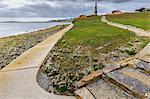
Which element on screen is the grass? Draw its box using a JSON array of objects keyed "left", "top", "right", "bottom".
[
  {"left": 42, "top": 15, "right": 150, "bottom": 95},
  {"left": 57, "top": 16, "right": 136, "bottom": 53},
  {"left": 107, "top": 12, "right": 150, "bottom": 30}
]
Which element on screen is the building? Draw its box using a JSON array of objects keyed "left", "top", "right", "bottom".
[{"left": 111, "top": 10, "right": 124, "bottom": 15}]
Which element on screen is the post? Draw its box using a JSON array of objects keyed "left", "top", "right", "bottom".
[{"left": 94, "top": 0, "right": 98, "bottom": 15}]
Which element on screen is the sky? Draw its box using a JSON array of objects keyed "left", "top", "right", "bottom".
[{"left": 0, "top": 0, "right": 149, "bottom": 18}]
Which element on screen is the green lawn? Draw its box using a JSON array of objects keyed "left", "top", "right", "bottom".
[
  {"left": 57, "top": 16, "right": 136, "bottom": 53},
  {"left": 107, "top": 12, "right": 150, "bottom": 30},
  {"left": 41, "top": 16, "right": 150, "bottom": 95}
]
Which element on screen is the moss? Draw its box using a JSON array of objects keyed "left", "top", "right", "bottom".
[
  {"left": 56, "top": 84, "right": 68, "bottom": 93},
  {"left": 125, "top": 48, "right": 137, "bottom": 55},
  {"left": 141, "top": 40, "right": 150, "bottom": 48}
]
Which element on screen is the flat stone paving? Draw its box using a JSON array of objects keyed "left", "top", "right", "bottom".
[
  {"left": 0, "top": 24, "right": 75, "bottom": 99},
  {"left": 135, "top": 42, "right": 150, "bottom": 63},
  {"left": 87, "top": 79, "right": 134, "bottom": 99},
  {"left": 135, "top": 60, "right": 150, "bottom": 73},
  {"left": 75, "top": 87, "right": 95, "bottom": 99},
  {"left": 106, "top": 67, "right": 150, "bottom": 98},
  {"left": 75, "top": 43, "right": 150, "bottom": 99}
]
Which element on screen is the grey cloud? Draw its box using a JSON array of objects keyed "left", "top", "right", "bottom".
[{"left": 0, "top": 0, "right": 149, "bottom": 18}]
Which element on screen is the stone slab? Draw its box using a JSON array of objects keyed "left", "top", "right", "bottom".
[
  {"left": 86, "top": 79, "right": 134, "bottom": 99},
  {"left": 103, "top": 62, "right": 120, "bottom": 73},
  {"left": 135, "top": 43, "right": 150, "bottom": 63},
  {"left": 74, "top": 87, "right": 95, "bottom": 99},
  {"left": 77, "top": 70, "right": 102, "bottom": 88},
  {"left": 106, "top": 67, "right": 150, "bottom": 98},
  {"left": 135, "top": 60, "right": 150, "bottom": 73}
]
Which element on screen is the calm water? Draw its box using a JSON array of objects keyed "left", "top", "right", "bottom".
[{"left": 0, "top": 22, "right": 70, "bottom": 38}]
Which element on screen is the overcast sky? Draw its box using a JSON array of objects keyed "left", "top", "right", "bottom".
[{"left": 0, "top": 0, "right": 149, "bottom": 18}]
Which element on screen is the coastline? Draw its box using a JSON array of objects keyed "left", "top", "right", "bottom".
[
  {"left": 0, "top": 22, "right": 71, "bottom": 38},
  {"left": 0, "top": 24, "right": 68, "bottom": 70}
]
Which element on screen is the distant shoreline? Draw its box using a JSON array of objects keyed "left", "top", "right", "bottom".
[
  {"left": 0, "top": 21, "right": 51, "bottom": 23},
  {"left": 0, "top": 22, "right": 71, "bottom": 38},
  {"left": 0, "top": 18, "right": 73, "bottom": 23},
  {"left": 0, "top": 21, "right": 72, "bottom": 23},
  {"left": 0, "top": 25, "right": 68, "bottom": 70}
]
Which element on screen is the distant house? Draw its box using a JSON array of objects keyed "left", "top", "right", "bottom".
[{"left": 111, "top": 10, "right": 124, "bottom": 15}]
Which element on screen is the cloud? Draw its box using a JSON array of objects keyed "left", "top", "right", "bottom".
[
  {"left": 1, "top": 0, "right": 28, "bottom": 8},
  {"left": 0, "top": 0, "right": 149, "bottom": 18}
]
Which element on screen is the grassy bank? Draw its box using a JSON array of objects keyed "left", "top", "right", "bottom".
[
  {"left": 39, "top": 16, "right": 150, "bottom": 95},
  {"left": 0, "top": 25, "right": 67, "bottom": 69},
  {"left": 107, "top": 12, "right": 150, "bottom": 30}
]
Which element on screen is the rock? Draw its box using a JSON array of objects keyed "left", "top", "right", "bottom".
[
  {"left": 76, "top": 70, "right": 102, "bottom": 88},
  {"left": 135, "top": 60, "right": 150, "bottom": 73},
  {"left": 106, "top": 67, "right": 150, "bottom": 98},
  {"left": 96, "top": 46, "right": 103, "bottom": 50},
  {"left": 104, "top": 43, "right": 111, "bottom": 47},
  {"left": 59, "top": 49, "right": 63, "bottom": 53},
  {"left": 93, "top": 57, "right": 98, "bottom": 62},
  {"left": 103, "top": 62, "right": 120, "bottom": 73},
  {"left": 145, "top": 92, "right": 150, "bottom": 99},
  {"left": 62, "top": 40, "right": 66, "bottom": 43},
  {"left": 118, "top": 57, "right": 134, "bottom": 67},
  {"left": 74, "top": 87, "right": 95, "bottom": 99},
  {"left": 53, "top": 52, "right": 59, "bottom": 56},
  {"left": 58, "top": 81, "right": 67, "bottom": 86},
  {"left": 37, "top": 72, "right": 49, "bottom": 90},
  {"left": 86, "top": 79, "right": 134, "bottom": 99}
]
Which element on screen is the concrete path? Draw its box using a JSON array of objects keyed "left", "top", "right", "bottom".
[
  {"left": 101, "top": 16, "right": 150, "bottom": 37},
  {"left": 0, "top": 24, "right": 76, "bottom": 99}
]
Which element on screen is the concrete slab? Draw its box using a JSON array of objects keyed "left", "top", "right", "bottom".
[
  {"left": 0, "top": 68, "right": 75, "bottom": 99},
  {"left": 0, "top": 24, "right": 75, "bottom": 99}
]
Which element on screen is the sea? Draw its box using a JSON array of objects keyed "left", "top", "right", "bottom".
[{"left": 0, "top": 18, "right": 71, "bottom": 38}]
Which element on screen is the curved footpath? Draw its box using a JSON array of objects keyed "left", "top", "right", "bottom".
[
  {"left": 0, "top": 24, "right": 76, "bottom": 99},
  {"left": 101, "top": 16, "right": 150, "bottom": 37}
]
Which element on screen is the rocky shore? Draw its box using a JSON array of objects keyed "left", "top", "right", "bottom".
[{"left": 0, "top": 25, "right": 67, "bottom": 70}]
